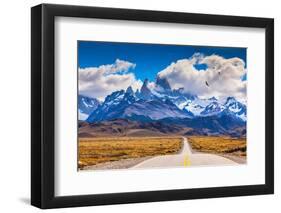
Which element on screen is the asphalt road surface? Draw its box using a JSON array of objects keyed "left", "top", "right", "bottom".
[{"left": 132, "top": 137, "right": 238, "bottom": 169}]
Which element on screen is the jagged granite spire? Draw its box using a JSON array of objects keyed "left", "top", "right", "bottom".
[
  {"left": 126, "top": 86, "right": 134, "bottom": 95},
  {"left": 156, "top": 75, "right": 171, "bottom": 90},
  {"left": 140, "top": 78, "right": 152, "bottom": 99}
]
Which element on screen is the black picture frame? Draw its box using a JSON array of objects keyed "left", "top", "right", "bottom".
[{"left": 31, "top": 3, "right": 274, "bottom": 209}]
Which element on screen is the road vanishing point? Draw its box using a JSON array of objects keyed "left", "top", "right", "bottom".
[{"left": 132, "top": 137, "right": 238, "bottom": 169}]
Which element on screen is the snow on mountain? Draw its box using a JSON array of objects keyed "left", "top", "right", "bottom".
[
  {"left": 79, "top": 111, "right": 89, "bottom": 121},
  {"left": 182, "top": 96, "right": 221, "bottom": 116},
  {"left": 124, "top": 98, "right": 190, "bottom": 120},
  {"left": 200, "top": 101, "right": 224, "bottom": 116},
  {"left": 180, "top": 96, "right": 246, "bottom": 120},
  {"left": 87, "top": 82, "right": 192, "bottom": 122},
  {"left": 183, "top": 102, "right": 204, "bottom": 116},
  {"left": 87, "top": 89, "right": 129, "bottom": 122},
  {"left": 85, "top": 76, "right": 247, "bottom": 124},
  {"left": 78, "top": 95, "right": 100, "bottom": 120},
  {"left": 224, "top": 97, "right": 247, "bottom": 121}
]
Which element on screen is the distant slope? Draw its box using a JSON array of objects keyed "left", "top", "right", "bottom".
[
  {"left": 86, "top": 77, "right": 246, "bottom": 123},
  {"left": 79, "top": 119, "right": 188, "bottom": 137},
  {"left": 79, "top": 117, "right": 246, "bottom": 138},
  {"left": 87, "top": 89, "right": 191, "bottom": 123},
  {"left": 78, "top": 95, "right": 100, "bottom": 120},
  {"left": 82, "top": 76, "right": 246, "bottom": 137}
]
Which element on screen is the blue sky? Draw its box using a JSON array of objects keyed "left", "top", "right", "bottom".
[{"left": 78, "top": 41, "right": 247, "bottom": 82}]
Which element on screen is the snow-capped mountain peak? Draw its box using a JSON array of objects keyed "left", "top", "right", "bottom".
[
  {"left": 183, "top": 102, "right": 204, "bottom": 116},
  {"left": 126, "top": 86, "right": 134, "bottom": 95},
  {"left": 156, "top": 76, "right": 171, "bottom": 90},
  {"left": 200, "top": 101, "right": 224, "bottom": 116},
  {"left": 83, "top": 74, "right": 247, "bottom": 124},
  {"left": 208, "top": 96, "right": 218, "bottom": 101},
  {"left": 78, "top": 95, "right": 100, "bottom": 120},
  {"left": 103, "top": 90, "right": 125, "bottom": 106},
  {"left": 139, "top": 78, "right": 153, "bottom": 100},
  {"left": 224, "top": 96, "right": 237, "bottom": 106},
  {"left": 223, "top": 96, "right": 246, "bottom": 121}
]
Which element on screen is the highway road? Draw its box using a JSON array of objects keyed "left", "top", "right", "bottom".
[{"left": 132, "top": 137, "right": 238, "bottom": 169}]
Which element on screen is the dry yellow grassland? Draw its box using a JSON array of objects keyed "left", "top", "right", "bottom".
[
  {"left": 188, "top": 136, "right": 246, "bottom": 156},
  {"left": 78, "top": 137, "right": 182, "bottom": 168}
]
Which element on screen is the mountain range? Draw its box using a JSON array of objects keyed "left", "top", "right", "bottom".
[
  {"left": 79, "top": 76, "right": 247, "bottom": 137},
  {"left": 78, "top": 95, "right": 100, "bottom": 120}
]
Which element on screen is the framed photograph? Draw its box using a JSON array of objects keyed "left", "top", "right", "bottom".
[{"left": 31, "top": 4, "right": 274, "bottom": 209}]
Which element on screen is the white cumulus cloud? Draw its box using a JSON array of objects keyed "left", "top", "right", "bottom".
[
  {"left": 79, "top": 59, "right": 142, "bottom": 100},
  {"left": 158, "top": 54, "right": 246, "bottom": 101}
]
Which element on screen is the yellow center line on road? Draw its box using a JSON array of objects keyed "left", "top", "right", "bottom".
[{"left": 184, "top": 154, "right": 191, "bottom": 167}]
